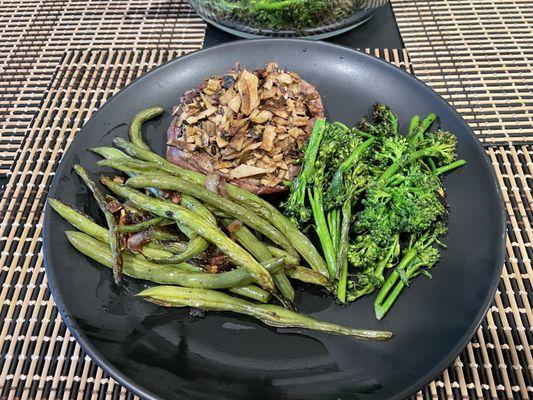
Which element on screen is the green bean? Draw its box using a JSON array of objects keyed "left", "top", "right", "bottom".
[
  {"left": 49, "top": 198, "right": 191, "bottom": 266},
  {"left": 223, "top": 220, "right": 272, "bottom": 261},
  {"left": 49, "top": 198, "right": 107, "bottom": 242},
  {"left": 148, "top": 226, "right": 182, "bottom": 242},
  {"left": 157, "top": 241, "right": 188, "bottom": 253},
  {"left": 67, "top": 231, "right": 269, "bottom": 303},
  {"left": 99, "top": 150, "right": 326, "bottom": 282},
  {"left": 91, "top": 147, "right": 132, "bottom": 161},
  {"left": 225, "top": 185, "right": 328, "bottom": 276},
  {"left": 265, "top": 245, "right": 329, "bottom": 287},
  {"left": 180, "top": 195, "right": 217, "bottom": 226},
  {"left": 50, "top": 196, "right": 323, "bottom": 292},
  {"left": 178, "top": 195, "right": 215, "bottom": 249},
  {"left": 146, "top": 195, "right": 216, "bottom": 264},
  {"left": 138, "top": 286, "right": 393, "bottom": 340},
  {"left": 66, "top": 231, "right": 283, "bottom": 292},
  {"left": 97, "top": 158, "right": 154, "bottom": 175},
  {"left": 112, "top": 138, "right": 326, "bottom": 275},
  {"left": 96, "top": 157, "right": 212, "bottom": 256},
  {"left": 287, "top": 266, "right": 330, "bottom": 287},
  {"left": 266, "top": 245, "right": 300, "bottom": 266},
  {"left": 101, "top": 177, "right": 276, "bottom": 292},
  {"left": 73, "top": 165, "right": 123, "bottom": 285},
  {"left": 126, "top": 174, "right": 298, "bottom": 259},
  {"left": 206, "top": 205, "right": 231, "bottom": 219},
  {"left": 116, "top": 217, "right": 167, "bottom": 233},
  {"left": 129, "top": 106, "right": 165, "bottom": 151},
  {"left": 222, "top": 219, "right": 295, "bottom": 303},
  {"left": 145, "top": 238, "right": 206, "bottom": 264},
  {"left": 228, "top": 286, "right": 270, "bottom": 303},
  {"left": 50, "top": 198, "right": 267, "bottom": 301}
]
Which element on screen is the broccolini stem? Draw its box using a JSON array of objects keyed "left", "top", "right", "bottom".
[
  {"left": 353, "top": 129, "right": 375, "bottom": 139},
  {"left": 327, "top": 209, "right": 340, "bottom": 253},
  {"left": 421, "top": 113, "right": 437, "bottom": 132},
  {"left": 374, "top": 248, "right": 418, "bottom": 320},
  {"left": 283, "top": 118, "right": 326, "bottom": 224},
  {"left": 408, "top": 115, "right": 420, "bottom": 135},
  {"left": 380, "top": 144, "right": 452, "bottom": 184},
  {"left": 309, "top": 187, "right": 336, "bottom": 278},
  {"left": 434, "top": 159, "right": 466, "bottom": 176},
  {"left": 336, "top": 201, "right": 352, "bottom": 303},
  {"left": 328, "top": 137, "right": 375, "bottom": 201},
  {"left": 374, "top": 255, "right": 430, "bottom": 320},
  {"left": 374, "top": 236, "right": 400, "bottom": 282}
]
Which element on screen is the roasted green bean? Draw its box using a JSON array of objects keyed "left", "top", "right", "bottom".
[
  {"left": 49, "top": 198, "right": 190, "bottom": 265},
  {"left": 73, "top": 165, "right": 123, "bottom": 285},
  {"left": 138, "top": 286, "right": 393, "bottom": 340},
  {"left": 222, "top": 219, "right": 295, "bottom": 302},
  {"left": 148, "top": 226, "right": 182, "bottom": 242},
  {"left": 266, "top": 245, "right": 300, "bottom": 266},
  {"left": 116, "top": 217, "right": 169, "bottom": 233},
  {"left": 95, "top": 155, "right": 212, "bottom": 260},
  {"left": 145, "top": 238, "right": 207, "bottom": 264},
  {"left": 91, "top": 147, "right": 132, "bottom": 161},
  {"left": 265, "top": 245, "right": 329, "bottom": 287},
  {"left": 129, "top": 106, "right": 165, "bottom": 151},
  {"left": 127, "top": 173, "right": 297, "bottom": 258},
  {"left": 112, "top": 138, "right": 327, "bottom": 275},
  {"left": 50, "top": 198, "right": 269, "bottom": 301},
  {"left": 101, "top": 177, "right": 276, "bottom": 292},
  {"left": 67, "top": 231, "right": 280, "bottom": 301},
  {"left": 287, "top": 266, "right": 330, "bottom": 287}
]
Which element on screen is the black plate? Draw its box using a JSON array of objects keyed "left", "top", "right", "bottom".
[{"left": 43, "top": 39, "right": 505, "bottom": 400}]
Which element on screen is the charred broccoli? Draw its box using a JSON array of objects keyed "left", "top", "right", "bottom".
[{"left": 283, "top": 103, "right": 466, "bottom": 317}]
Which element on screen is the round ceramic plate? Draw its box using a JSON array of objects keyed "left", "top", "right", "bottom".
[{"left": 43, "top": 39, "right": 505, "bottom": 400}]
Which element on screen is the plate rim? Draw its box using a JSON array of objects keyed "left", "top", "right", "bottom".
[{"left": 42, "top": 38, "right": 506, "bottom": 400}]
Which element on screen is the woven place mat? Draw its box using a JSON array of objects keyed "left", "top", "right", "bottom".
[
  {"left": 390, "top": 0, "right": 533, "bottom": 145},
  {"left": 0, "top": 0, "right": 206, "bottom": 176},
  {"left": 0, "top": 43, "right": 530, "bottom": 400},
  {"left": 0, "top": 48, "right": 413, "bottom": 400},
  {"left": 389, "top": 1, "right": 533, "bottom": 399}
]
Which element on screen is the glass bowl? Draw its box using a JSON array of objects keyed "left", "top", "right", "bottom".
[{"left": 189, "top": 0, "right": 390, "bottom": 40}]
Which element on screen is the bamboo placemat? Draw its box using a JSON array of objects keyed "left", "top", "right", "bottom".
[
  {"left": 389, "top": 1, "right": 532, "bottom": 399},
  {"left": 0, "top": 3, "right": 531, "bottom": 399},
  {"left": 0, "top": 0, "right": 206, "bottom": 176},
  {"left": 390, "top": 0, "right": 533, "bottom": 145}
]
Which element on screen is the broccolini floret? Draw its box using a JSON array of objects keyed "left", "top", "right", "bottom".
[{"left": 283, "top": 103, "right": 465, "bottom": 315}]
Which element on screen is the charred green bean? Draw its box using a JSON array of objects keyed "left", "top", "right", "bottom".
[
  {"left": 126, "top": 174, "right": 298, "bottom": 258},
  {"left": 222, "top": 219, "right": 294, "bottom": 302},
  {"left": 116, "top": 217, "right": 167, "bottom": 233},
  {"left": 129, "top": 106, "right": 165, "bottom": 151},
  {"left": 101, "top": 177, "right": 276, "bottom": 291},
  {"left": 138, "top": 286, "right": 392, "bottom": 340},
  {"left": 112, "top": 139, "right": 327, "bottom": 275},
  {"left": 73, "top": 165, "right": 123, "bottom": 285},
  {"left": 66, "top": 231, "right": 283, "bottom": 292}
]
